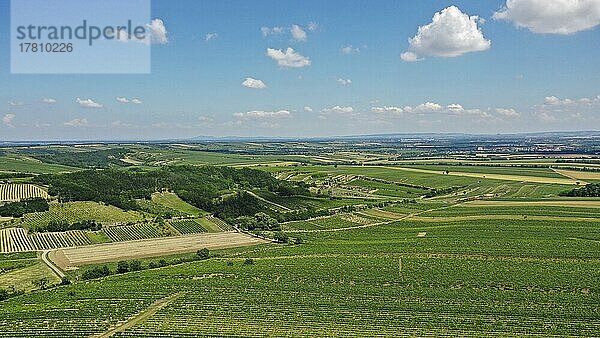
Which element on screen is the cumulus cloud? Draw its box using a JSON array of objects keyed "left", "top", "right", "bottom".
[
  {"left": 535, "top": 94, "right": 600, "bottom": 122},
  {"left": 372, "top": 102, "right": 520, "bottom": 120},
  {"left": 146, "top": 19, "right": 169, "bottom": 44},
  {"left": 371, "top": 106, "right": 404, "bottom": 115},
  {"left": 337, "top": 78, "right": 352, "bottom": 86},
  {"left": 322, "top": 106, "right": 355, "bottom": 114},
  {"left": 495, "top": 108, "right": 521, "bottom": 117},
  {"left": 400, "top": 52, "right": 421, "bottom": 62},
  {"left": 76, "top": 98, "right": 103, "bottom": 108},
  {"left": 131, "top": 98, "right": 142, "bottom": 104},
  {"left": 205, "top": 32, "right": 218, "bottom": 41},
  {"left": 291, "top": 24, "right": 307, "bottom": 41},
  {"left": 64, "top": 118, "right": 89, "bottom": 127},
  {"left": 8, "top": 101, "right": 23, "bottom": 107},
  {"left": 266, "top": 48, "right": 311, "bottom": 68},
  {"left": 493, "top": 0, "right": 600, "bottom": 35},
  {"left": 304, "top": 106, "right": 313, "bottom": 112},
  {"left": 2, "top": 114, "right": 15, "bottom": 126},
  {"left": 262, "top": 23, "right": 316, "bottom": 41},
  {"left": 234, "top": 110, "right": 291, "bottom": 119},
  {"left": 402, "top": 6, "right": 491, "bottom": 61},
  {"left": 42, "top": 98, "right": 57, "bottom": 104},
  {"left": 261, "top": 26, "right": 286, "bottom": 36},
  {"left": 242, "top": 77, "right": 267, "bottom": 89}
]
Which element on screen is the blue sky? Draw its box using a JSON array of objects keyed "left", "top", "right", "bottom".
[{"left": 1, "top": 0, "right": 599, "bottom": 140}]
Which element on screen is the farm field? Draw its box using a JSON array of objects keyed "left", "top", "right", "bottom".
[
  {"left": 18, "top": 202, "right": 145, "bottom": 230},
  {"left": 150, "top": 192, "right": 206, "bottom": 217},
  {"left": 0, "top": 184, "right": 49, "bottom": 202},
  {"left": 0, "top": 143, "right": 599, "bottom": 336},
  {"left": 49, "top": 232, "right": 267, "bottom": 269}
]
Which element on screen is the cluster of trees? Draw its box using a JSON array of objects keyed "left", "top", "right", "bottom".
[
  {"left": 0, "top": 198, "right": 49, "bottom": 217},
  {"left": 0, "top": 288, "right": 24, "bottom": 301},
  {"left": 234, "top": 212, "right": 280, "bottom": 231},
  {"left": 34, "top": 165, "right": 311, "bottom": 217},
  {"left": 561, "top": 183, "right": 600, "bottom": 197},
  {"left": 82, "top": 248, "right": 212, "bottom": 280},
  {"left": 19, "top": 148, "right": 132, "bottom": 169},
  {"left": 34, "top": 220, "right": 101, "bottom": 233}
]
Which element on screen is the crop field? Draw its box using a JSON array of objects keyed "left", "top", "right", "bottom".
[
  {"left": 0, "top": 184, "right": 49, "bottom": 202},
  {"left": 0, "top": 155, "right": 76, "bottom": 174},
  {"left": 169, "top": 219, "right": 208, "bottom": 234},
  {"left": 49, "top": 232, "right": 267, "bottom": 269},
  {"left": 151, "top": 192, "right": 206, "bottom": 217},
  {"left": 0, "top": 146, "right": 599, "bottom": 336},
  {"left": 19, "top": 202, "right": 145, "bottom": 230},
  {"left": 102, "top": 224, "right": 162, "bottom": 242},
  {"left": 0, "top": 227, "right": 94, "bottom": 252}
]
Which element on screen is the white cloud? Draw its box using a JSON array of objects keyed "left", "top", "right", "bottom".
[
  {"left": 495, "top": 108, "right": 521, "bottom": 117},
  {"left": 76, "top": 98, "right": 103, "bottom": 108},
  {"left": 373, "top": 102, "right": 519, "bottom": 121},
  {"left": 402, "top": 6, "right": 491, "bottom": 61},
  {"left": 205, "top": 32, "right": 218, "bottom": 41},
  {"left": 304, "top": 106, "right": 313, "bottom": 112},
  {"left": 242, "top": 77, "right": 267, "bottom": 89},
  {"left": 400, "top": 52, "right": 421, "bottom": 62},
  {"left": 341, "top": 45, "right": 360, "bottom": 54},
  {"left": 146, "top": 19, "right": 169, "bottom": 44},
  {"left": 493, "top": 0, "right": 600, "bottom": 35},
  {"left": 322, "top": 106, "right": 354, "bottom": 114},
  {"left": 2, "top": 114, "right": 15, "bottom": 126},
  {"left": 535, "top": 95, "right": 600, "bottom": 122},
  {"left": 116, "top": 97, "right": 142, "bottom": 104},
  {"left": 8, "top": 101, "right": 23, "bottom": 107},
  {"left": 266, "top": 48, "right": 311, "bottom": 68},
  {"left": 371, "top": 106, "right": 404, "bottom": 115},
  {"left": 64, "top": 118, "right": 89, "bottom": 127},
  {"left": 337, "top": 78, "right": 352, "bottom": 86},
  {"left": 234, "top": 110, "right": 291, "bottom": 119},
  {"left": 291, "top": 24, "right": 307, "bottom": 41},
  {"left": 261, "top": 26, "right": 285, "bottom": 36},
  {"left": 307, "top": 22, "right": 318, "bottom": 31},
  {"left": 42, "top": 98, "right": 57, "bottom": 103}
]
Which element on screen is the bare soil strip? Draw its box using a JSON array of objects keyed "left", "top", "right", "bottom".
[
  {"left": 463, "top": 200, "right": 600, "bottom": 208},
  {"left": 93, "top": 292, "right": 184, "bottom": 338},
  {"left": 382, "top": 166, "right": 582, "bottom": 185},
  {"left": 51, "top": 232, "right": 266, "bottom": 269},
  {"left": 554, "top": 169, "right": 600, "bottom": 181},
  {"left": 409, "top": 215, "right": 599, "bottom": 222}
]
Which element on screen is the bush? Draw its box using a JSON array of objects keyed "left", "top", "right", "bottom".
[
  {"left": 243, "top": 258, "right": 254, "bottom": 265},
  {"left": 116, "top": 261, "right": 129, "bottom": 273},
  {"left": 273, "top": 232, "right": 289, "bottom": 244},
  {"left": 81, "top": 265, "right": 111, "bottom": 280},
  {"left": 196, "top": 248, "right": 210, "bottom": 260},
  {"left": 129, "top": 260, "right": 143, "bottom": 271}
]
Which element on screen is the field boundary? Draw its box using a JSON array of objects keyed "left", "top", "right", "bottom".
[{"left": 93, "top": 292, "right": 185, "bottom": 338}]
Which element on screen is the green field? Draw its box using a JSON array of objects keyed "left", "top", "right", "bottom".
[
  {"left": 151, "top": 192, "right": 206, "bottom": 216},
  {"left": 0, "top": 145, "right": 599, "bottom": 336},
  {"left": 19, "top": 202, "right": 145, "bottom": 230}
]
